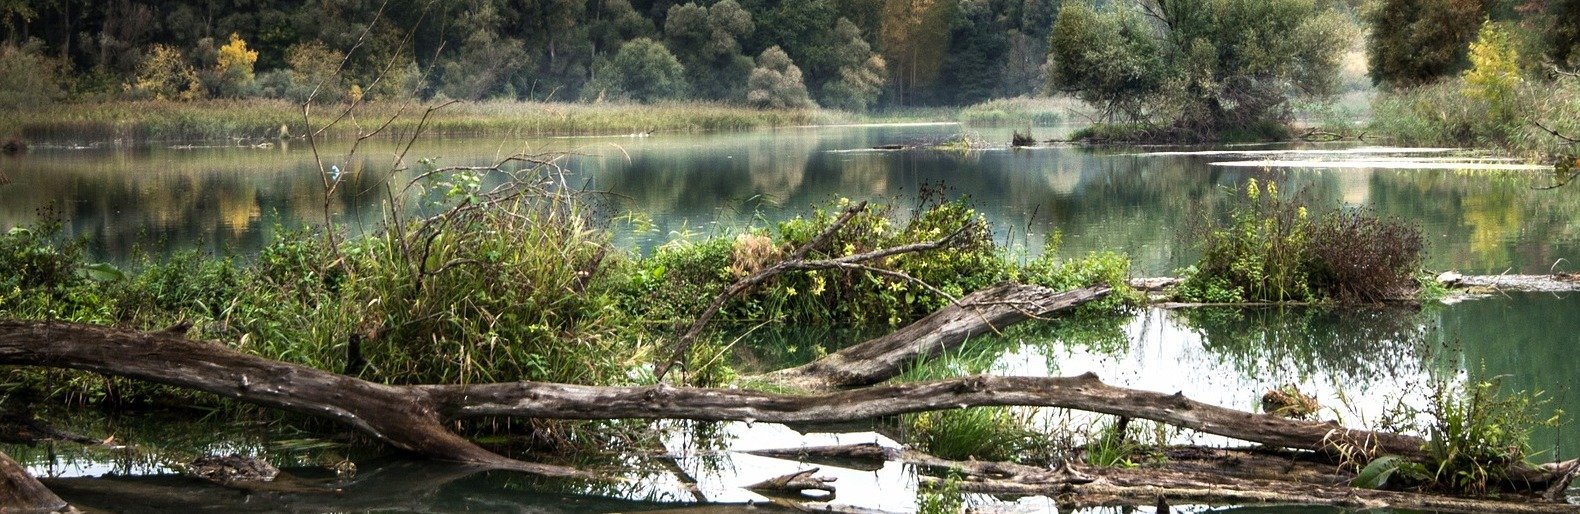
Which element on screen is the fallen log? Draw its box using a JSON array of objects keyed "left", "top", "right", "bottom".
[
  {"left": 0, "top": 449, "right": 71, "bottom": 513},
  {"left": 0, "top": 320, "right": 584, "bottom": 478},
  {"left": 762, "top": 284, "right": 1111, "bottom": 389},
  {"left": 1, "top": 275, "right": 1575, "bottom": 509},
  {"left": 744, "top": 444, "right": 1577, "bottom": 513},
  {"left": 4, "top": 318, "right": 1577, "bottom": 491}
]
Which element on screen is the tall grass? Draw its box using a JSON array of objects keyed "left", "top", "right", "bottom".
[
  {"left": 1370, "top": 77, "right": 1580, "bottom": 159},
  {"left": 3, "top": 99, "right": 839, "bottom": 144},
  {"left": 957, "top": 96, "right": 1077, "bottom": 126}
]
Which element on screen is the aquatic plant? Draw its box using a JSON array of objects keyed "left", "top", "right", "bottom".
[
  {"left": 1178, "top": 180, "right": 1424, "bottom": 303},
  {"left": 1424, "top": 377, "right": 1561, "bottom": 493},
  {"left": 915, "top": 472, "right": 965, "bottom": 514}
]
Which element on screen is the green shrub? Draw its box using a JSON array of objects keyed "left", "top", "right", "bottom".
[{"left": 1179, "top": 179, "right": 1424, "bottom": 303}]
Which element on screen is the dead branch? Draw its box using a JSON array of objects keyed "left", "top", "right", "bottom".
[
  {"left": 746, "top": 468, "right": 836, "bottom": 500},
  {"left": 761, "top": 284, "right": 1109, "bottom": 389}
]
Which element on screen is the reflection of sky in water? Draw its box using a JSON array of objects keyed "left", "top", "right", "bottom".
[{"left": 2, "top": 128, "right": 1577, "bottom": 275}]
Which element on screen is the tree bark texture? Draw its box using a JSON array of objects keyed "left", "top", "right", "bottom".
[
  {"left": 0, "top": 449, "right": 70, "bottom": 513},
  {"left": 763, "top": 283, "right": 1110, "bottom": 389}
]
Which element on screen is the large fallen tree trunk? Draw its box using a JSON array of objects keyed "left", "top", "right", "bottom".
[
  {"left": 0, "top": 321, "right": 584, "bottom": 478},
  {"left": 0, "top": 281, "right": 1573, "bottom": 507}
]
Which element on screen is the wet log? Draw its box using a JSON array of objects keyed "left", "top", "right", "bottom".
[
  {"left": 747, "top": 444, "right": 1577, "bottom": 513},
  {"left": 762, "top": 283, "right": 1110, "bottom": 389},
  {"left": 4, "top": 318, "right": 1577, "bottom": 490},
  {"left": 928, "top": 455, "right": 1580, "bottom": 514},
  {"left": 0, "top": 320, "right": 583, "bottom": 478},
  {"left": 0, "top": 449, "right": 70, "bottom": 513}
]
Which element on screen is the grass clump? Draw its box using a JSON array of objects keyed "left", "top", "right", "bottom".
[
  {"left": 1424, "top": 377, "right": 1560, "bottom": 494},
  {"left": 1177, "top": 179, "right": 1424, "bottom": 303},
  {"left": 620, "top": 195, "right": 1138, "bottom": 329},
  {"left": 1352, "top": 376, "right": 1562, "bottom": 494},
  {"left": 898, "top": 346, "right": 1047, "bottom": 464},
  {"left": 916, "top": 473, "right": 965, "bottom": 514}
]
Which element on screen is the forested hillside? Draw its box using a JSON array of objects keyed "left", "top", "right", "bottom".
[{"left": 0, "top": 0, "right": 1059, "bottom": 109}]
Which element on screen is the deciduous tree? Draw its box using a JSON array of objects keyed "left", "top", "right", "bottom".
[
  {"left": 1366, "top": 0, "right": 1488, "bottom": 88},
  {"left": 746, "top": 45, "right": 814, "bottom": 109}
]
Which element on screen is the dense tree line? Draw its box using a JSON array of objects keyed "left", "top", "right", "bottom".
[
  {"left": 0, "top": 0, "right": 1059, "bottom": 109},
  {"left": 1367, "top": 0, "right": 1580, "bottom": 89}
]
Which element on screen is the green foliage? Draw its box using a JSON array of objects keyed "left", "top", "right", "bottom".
[
  {"left": 907, "top": 406, "right": 1041, "bottom": 462},
  {"left": 1084, "top": 419, "right": 1164, "bottom": 467},
  {"left": 1547, "top": 0, "right": 1580, "bottom": 69},
  {"left": 1366, "top": 0, "right": 1487, "bottom": 88},
  {"left": 128, "top": 44, "right": 203, "bottom": 101},
  {"left": 1179, "top": 179, "right": 1425, "bottom": 303},
  {"left": 1425, "top": 377, "right": 1561, "bottom": 493},
  {"left": 958, "top": 97, "right": 1066, "bottom": 126},
  {"left": 285, "top": 41, "right": 348, "bottom": 103},
  {"left": 662, "top": 0, "right": 755, "bottom": 102},
  {"left": 747, "top": 46, "right": 816, "bottom": 109},
  {"left": 436, "top": 3, "right": 528, "bottom": 101},
  {"left": 589, "top": 38, "right": 688, "bottom": 103},
  {"left": 916, "top": 473, "right": 965, "bottom": 514},
  {"left": 1458, "top": 21, "right": 1527, "bottom": 144},
  {"left": 899, "top": 345, "right": 1044, "bottom": 463},
  {"left": 818, "top": 18, "right": 887, "bottom": 112},
  {"left": 1045, "top": 2, "right": 1163, "bottom": 122},
  {"left": 113, "top": 251, "right": 244, "bottom": 324},
  {"left": 1049, "top": 0, "right": 1348, "bottom": 140},
  {"left": 0, "top": 39, "right": 65, "bottom": 109},
  {"left": 1351, "top": 454, "right": 1430, "bottom": 490},
  {"left": 935, "top": 0, "right": 1010, "bottom": 106}
]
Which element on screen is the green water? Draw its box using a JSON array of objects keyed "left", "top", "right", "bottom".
[
  {"left": 2, "top": 124, "right": 1578, "bottom": 511},
  {"left": 3, "top": 125, "right": 1578, "bottom": 274}
]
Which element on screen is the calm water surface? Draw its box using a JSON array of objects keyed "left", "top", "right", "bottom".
[
  {"left": 3, "top": 125, "right": 1578, "bottom": 511},
  {"left": 3, "top": 124, "right": 1577, "bottom": 274}
]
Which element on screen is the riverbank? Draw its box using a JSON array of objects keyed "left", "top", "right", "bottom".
[
  {"left": 0, "top": 96, "right": 1081, "bottom": 146},
  {"left": 0, "top": 99, "right": 841, "bottom": 145}
]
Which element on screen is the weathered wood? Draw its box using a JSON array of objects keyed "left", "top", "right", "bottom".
[
  {"left": 745, "top": 468, "right": 836, "bottom": 499},
  {"left": 762, "top": 283, "right": 1111, "bottom": 389},
  {"left": 425, "top": 373, "right": 1426, "bottom": 460},
  {"left": 0, "top": 449, "right": 70, "bottom": 514},
  {"left": 4, "top": 318, "right": 1575, "bottom": 490},
  {"left": 749, "top": 444, "right": 1578, "bottom": 513},
  {"left": 0, "top": 321, "right": 583, "bottom": 478}
]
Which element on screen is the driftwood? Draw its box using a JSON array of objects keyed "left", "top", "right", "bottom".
[
  {"left": 745, "top": 468, "right": 836, "bottom": 499},
  {"left": 0, "top": 283, "right": 1094, "bottom": 477}
]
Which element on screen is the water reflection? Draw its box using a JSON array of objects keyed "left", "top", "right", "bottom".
[{"left": 4, "top": 127, "right": 1579, "bottom": 274}]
